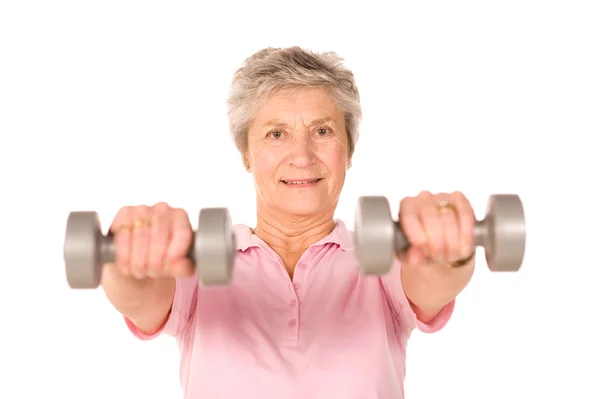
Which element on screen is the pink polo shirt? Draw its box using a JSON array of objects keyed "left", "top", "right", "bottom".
[{"left": 125, "top": 220, "right": 454, "bottom": 399}]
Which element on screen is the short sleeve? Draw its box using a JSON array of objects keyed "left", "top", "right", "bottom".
[
  {"left": 125, "top": 274, "right": 199, "bottom": 340},
  {"left": 379, "top": 258, "right": 454, "bottom": 333}
]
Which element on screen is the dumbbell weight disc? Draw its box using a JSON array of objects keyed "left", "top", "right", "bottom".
[
  {"left": 64, "top": 211, "right": 105, "bottom": 289},
  {"left": 195, "top": 208, "right": 237, "bottom": 285},
  {"left": 353, "top": 196, "right": 396, "bottom": 275},
  {"left": 480, "top": 194, "right": 526, "bottom": 272}
]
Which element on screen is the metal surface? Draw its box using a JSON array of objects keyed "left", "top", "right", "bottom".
[
  {"left": 195, "top": 207, "right": 237, "bottom": 285},
  {"left": 354, "top": 196, "right": 396, "bottom": 275},
  {"left": 480, "top": 194, "right": 526, "bottom": 271},
  {"left": 64, "top": 212, "right": 104, "bottom": 289}
]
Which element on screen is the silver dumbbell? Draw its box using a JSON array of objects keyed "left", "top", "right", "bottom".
[
  {"left": 353, "top": 194, "right": 526, "bottom": 274},
  {"left": 64, "top": 208, "right": 237, "bottom": 289}
]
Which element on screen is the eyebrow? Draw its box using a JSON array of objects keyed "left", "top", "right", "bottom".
[{"left": 262, "top": 116, "right": 336, "bottom": 128}]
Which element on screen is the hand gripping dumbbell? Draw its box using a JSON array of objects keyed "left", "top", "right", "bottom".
[
  {"left": 63, "top": 208, "right": 237, "bottom": 289},
  {"left": 353, "top": 194, "right": 526, "bottom": 274}
]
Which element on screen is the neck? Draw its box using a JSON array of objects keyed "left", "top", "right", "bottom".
[{"left": 253, "top": 202, "right": 337, "bottom": 257}]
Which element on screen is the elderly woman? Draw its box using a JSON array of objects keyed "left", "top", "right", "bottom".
[{"left": 102, "top": 47, "right": 476, "bottom": 399}]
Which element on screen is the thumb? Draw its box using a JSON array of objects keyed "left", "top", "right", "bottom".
[{"left": 405, "top": 246, "right": 428, "bottom": 266}]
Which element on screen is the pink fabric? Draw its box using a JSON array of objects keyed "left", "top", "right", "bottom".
[{"left": 125, "top": 220, "right": 454, "bottom": 399}]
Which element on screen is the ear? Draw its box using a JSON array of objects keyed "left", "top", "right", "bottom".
[{"left": 243, "top": 157, "right": 251, "bottom": 172}]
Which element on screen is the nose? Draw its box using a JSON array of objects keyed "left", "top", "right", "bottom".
[{"left": 288, "top": 135, "right": 316, "bottom": 169}]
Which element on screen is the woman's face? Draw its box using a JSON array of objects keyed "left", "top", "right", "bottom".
[{"left": 246, "top": 87, "right": 351, "bottom": 218}]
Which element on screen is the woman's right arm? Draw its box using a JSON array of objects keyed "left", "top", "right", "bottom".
[
  {"left": 101, "top": 265, "right": 176, "bottom": 334},
  {"left": 100, "top": 202, "right": 194, "bottom": 334}
]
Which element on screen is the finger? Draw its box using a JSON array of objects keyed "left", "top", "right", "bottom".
[
  {"left": 166, "top": 208, "right": 193, "bottom": 273},
  {"left": 399, "top": 196, "right": 428, "bottom": 250},
  {"left": 147, "top": 202, "right": 171, "bottom": 277},
  {"left": 417, "top": 191, "right": 445, "bottom": 261},
  {"left": 406, "top": 246, "right": 428, "bottom": 266},
  {"left": 130, "top": 205, "right": 152, "bottom": 278},
  {"left": 110, "top": 206, "right": 134, "bottom": 276},
  {"left": 436, "top": 193, "right": 460, "bottom": 262},
  {"left": 450, "top": 191, "right": 476, "bottom": 258}
]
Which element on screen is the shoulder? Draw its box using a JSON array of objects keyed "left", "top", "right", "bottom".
[{"left": 232, "top": 223, "right": 255, "bottom": 252}]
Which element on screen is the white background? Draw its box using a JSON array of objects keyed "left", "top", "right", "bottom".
[{"left": 1, "top": 1, "right": 599, "bottom": 398}]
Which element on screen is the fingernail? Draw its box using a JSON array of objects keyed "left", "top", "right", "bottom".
[{"left": 132, "top": 270, "right": 144, "bottom": 279}]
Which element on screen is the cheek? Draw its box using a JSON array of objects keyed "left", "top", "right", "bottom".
[
  {"left": 250, "top": 146, "right": 283, "bottom": 180},
  {"left": 321, "top": 142, "right": 348, "bottom": 175}
]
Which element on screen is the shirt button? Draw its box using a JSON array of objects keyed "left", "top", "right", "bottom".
[
  {"left": 289, "top": 299, "right": 297, "bottom": 308},
  {"left": 288, "top": 319, "right": 297, "bottom": 328},
  {"left": 298, "top": 263, "right": 307, "bottom": 270},
  {"left": 293, "top": 282, "right": 301, "bottom": 290}
]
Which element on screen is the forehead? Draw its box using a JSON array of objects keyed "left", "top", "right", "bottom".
[{"left": 252, "top": 87, "right": 344, "bottom": 126}]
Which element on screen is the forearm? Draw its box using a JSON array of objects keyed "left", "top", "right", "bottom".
[
  {"left": 101, "top": 263, "right": 176, "bottom": 334},
  {"left": 401, "top": 259, "right": 474, "bottom": 323}
]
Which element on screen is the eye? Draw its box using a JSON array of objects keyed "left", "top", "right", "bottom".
[
  {"left": 268, "top": 130, "right": 283, "bottom": 139},
  {"left": 316, "top": 127, "right": 331, "bottom": 136}
]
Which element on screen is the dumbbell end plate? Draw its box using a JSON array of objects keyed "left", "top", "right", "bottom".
[
  {"left": 64, "top": 211, "right": 103, "bottom": 289},
  {"left": 483, "top": 194, "right": 526, "bottom": 272},
  {"left": 354, "top": 196, "right": 395, "bottom": 275},
  {"left": 195, "top": 208, "right": 236, "bottom": 285}
]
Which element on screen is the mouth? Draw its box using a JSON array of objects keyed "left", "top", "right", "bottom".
[{"left": 281, "top": 178, "right": 323, "bottom": 185}]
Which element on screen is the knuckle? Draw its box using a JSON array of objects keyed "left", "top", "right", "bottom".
[
  {"left": 400, "top": 196, "right": 414, "bottom": 205},
  {"left": 153, "top": 201, "right": 170, "bottom": 213},
  {"left": 450, "top": 191, "right": 464, "bottom": 199},
  {"left": 121, "top": 205, "right": 134, "bottom": 214},
  {"left": 134, "top": 205, "right": 151, "bottom": 215},
  {"left": 172, "top": 207, "right": 188, "bottom": 219},
  {"left": 113, "top": 206, "right": 133, "bottom": 224}
]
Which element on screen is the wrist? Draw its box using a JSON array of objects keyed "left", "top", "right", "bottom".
[
  {"left": 408, "top": 299, "right": 448, "bottom": 324},
  {"left": 448, "top": 250, "right": 476, "bottom": 268}
]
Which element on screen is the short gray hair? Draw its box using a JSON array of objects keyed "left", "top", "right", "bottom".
[{"left": 226, "top": 46, "right": 362, "bottom": 160}]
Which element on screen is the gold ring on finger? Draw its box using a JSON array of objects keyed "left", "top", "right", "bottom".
[
  {"left": 115, "top": 224, "right": 132, "bottom": 234},
  {"left": 132, "top": 218, "right": 152, "bottom": 228},
  {"left": 437, "top": 200, "right": 457, "bottom": 214}
]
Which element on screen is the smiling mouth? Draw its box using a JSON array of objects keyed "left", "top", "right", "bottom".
[{"left": 281, "top": 178, "right": 322, "bottom": 185}]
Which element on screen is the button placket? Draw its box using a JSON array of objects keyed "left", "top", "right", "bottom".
[
  {"left": 287, "top": 294, "right": 299, "bottom": 329},
  {"left": 287, "top": 287, "right": 299, "bottom": 332},
  {"left": 285, "top": 254, "right": 311, "bottom": 341}
]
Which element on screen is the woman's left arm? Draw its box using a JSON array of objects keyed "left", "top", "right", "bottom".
[
  {"left": 396, "top": 190, "right": 477, "bottom": 324},
  {"left": 401, "top": 257, "right": 474, "bottom": 323}
]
